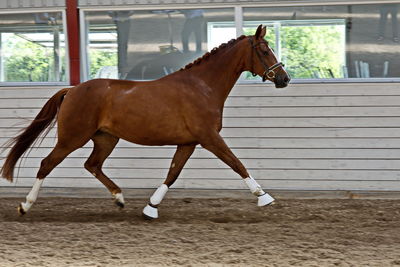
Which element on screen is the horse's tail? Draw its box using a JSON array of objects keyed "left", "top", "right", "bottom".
[{"left": 1, "top": 88, "right": 69, "bottom": 182}]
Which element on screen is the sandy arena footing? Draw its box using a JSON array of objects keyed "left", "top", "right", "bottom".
[{"left": 1, "top": 197, "right": 399, "bottom": 266}]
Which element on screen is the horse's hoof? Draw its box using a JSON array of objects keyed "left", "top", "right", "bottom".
[
  {"left": 142, "top": 204, "right": 158, "bottom": 220},
  {"left": 113, "top": 193, "right": 125, "bottom": 209},
  {"left": 115, "top": 200, "right": 125, "bottom": 209},
  {"left": 258, "top": 193, "right": 275, "bottom": 206},
  {"left": 17, "top": 203, "right": 26, "bottom": 216},
  {"left": 142, "top": 213, "right": 155, "bottom": 220}
]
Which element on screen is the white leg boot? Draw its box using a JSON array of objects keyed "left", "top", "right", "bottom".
[
  {"left": 244, "top": 177, "right": 275, "bottom": 206},
  {"left": 143, "top": 184, "right": 169, "bottom": 219}
]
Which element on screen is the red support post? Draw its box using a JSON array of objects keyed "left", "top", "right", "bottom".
[{"left": 66, "top": 0, "right": 80, "bottom": 85}]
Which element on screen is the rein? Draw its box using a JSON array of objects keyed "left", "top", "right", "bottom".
[{"left": 248, "top": 37, "right": 284, "bottom": 82}]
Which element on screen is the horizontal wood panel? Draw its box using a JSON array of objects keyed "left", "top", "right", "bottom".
[
  {"left": 2, "top": 106, "right": 400, "bottom": 118},
  {"left": 9, "top": 168, "right": 400, "bottom": 181},
  {"left": 0, "top": 0, "right": 65, "bottom": 9},
  {"left": 2, "top": 95, "right": 400, "bottom": 108},
  {"left": 225, "top": 96, "right": 400, "bottom": 107},
  {"left": 221, "top": 128, "right": 400, "bottom": 138},
  {"left": 2, "top": 127, "right": 400, "bottom": 138},
  {"left": 6, "top": 157, "right": 400, "bottom": 170},
  {"left": 232, "top": 84, "right": 400, "bottom": 97},
  {"left": 2, "top": 137, "right": 400, "bottom": 149},
  {"left": 15, "top": 116, "right": 400, "bottom": 127},
  {"left": 1, "top": 177, "right": 399, "bottom": 191},
  {"left": 1, "top": 83, "right": 400, "bottom": 98},
  {"left": 2, "top": 147, "right": 400, "bottom": 159},
  {"left": 224, "top": 107, "right": 400, "bottom": 117},
  {"left": 3, "top": 117, "right": 400, "bottom": 128},
  {"left": 0, "top": 88, "right": 62, "bottom": 98}
]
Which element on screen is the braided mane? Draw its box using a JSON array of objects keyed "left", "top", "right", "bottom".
[{"left": 180, "top": 35, "right": 247, "bottom": 71}]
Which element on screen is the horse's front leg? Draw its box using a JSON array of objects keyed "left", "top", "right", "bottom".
[
  {"left": 199, "top": 132, "right": 274, "bottom": 206},
  {"left": 143, "top": 143, "right": 196, "bottom": 219}
]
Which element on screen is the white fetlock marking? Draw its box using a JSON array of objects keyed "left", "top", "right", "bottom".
[
  {"left": 22, "top": 179, "right": 44, "bottom": 212},
  {"left": 26, "top": 179, "right": 44, "bottom": 203},
  {"left": 258, "top": 193, "right": 275, "bottom": 206},
  {"left": 143, "top": 204, "right": 158, "bottom": 219},
  {"left": 150, "top": 184, "right": 169, "bottom": 206},
  {"left": 113, "top": 193, "right": 125, "bottom": 204}
]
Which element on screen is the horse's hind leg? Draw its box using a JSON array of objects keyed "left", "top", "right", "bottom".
[
  {"left": 143, "top": 144, "right": 196, "bottom": 219},
  {"left": 18, "top": 142, "right": 84, "bottom": 215},
  {"left": 84, "top": 132, "right": 123, "bottom": 208}
]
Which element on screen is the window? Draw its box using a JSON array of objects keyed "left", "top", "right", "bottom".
[
  {"left": 207, "top": 22, "right": 236, "bottom": 51},
  {"left": 0, "top": 12, "right": 66, "bottom": 83},
  {"left": 81, "top": 2, "right": 400, "bottom": 82},
  {"left": 83, "top": 8, "right": 235, "bottom": 80},
  {"left": 244, "top": 4, "right": 400, "bottom": 81},
  {"left": 243, "top": 19, "right": 346, "bottom": 80}
]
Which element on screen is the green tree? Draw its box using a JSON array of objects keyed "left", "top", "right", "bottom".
[
  {"left": 4, "top": 35, "right": 52, "bottom": 82},
  {"left": 281, "top": 25, "right": 344, "bottom": 78}
]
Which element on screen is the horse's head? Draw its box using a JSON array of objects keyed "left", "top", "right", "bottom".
[{"left": 248, "top": 25, "right": 290, "bottom": 88}]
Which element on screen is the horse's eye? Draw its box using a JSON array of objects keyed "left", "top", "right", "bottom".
[{"left": 263, "top": 51, "right": 269, "bottom": 56}]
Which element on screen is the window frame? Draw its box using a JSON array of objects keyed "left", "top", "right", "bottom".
[{"left": 0, "top": 8, "right": 70, "bottom": 87}]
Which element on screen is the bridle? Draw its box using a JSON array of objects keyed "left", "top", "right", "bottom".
[{"left": 248, "top": 37, "right": 285, "bottom": 82}]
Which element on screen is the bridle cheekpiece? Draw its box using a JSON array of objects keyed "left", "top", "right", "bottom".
[{"left": 248, "top": 37, "right": 284, "bottom": 82}]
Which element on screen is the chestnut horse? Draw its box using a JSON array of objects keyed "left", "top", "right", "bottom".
[{"left": 1, "top": 25, "right": 290, "bottom": 219}]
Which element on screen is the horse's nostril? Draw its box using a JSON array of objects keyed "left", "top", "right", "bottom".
[{"left": 284, "top": 76, "right": 290, "bottom": 83}]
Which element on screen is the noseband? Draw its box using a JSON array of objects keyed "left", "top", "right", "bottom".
[{"left": 249, "top": 37, "right": 284, "bottom": 82}]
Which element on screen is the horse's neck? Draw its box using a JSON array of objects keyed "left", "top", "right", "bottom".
[{"left": 184, "top": 43, "right": 246, "bottom": 107}]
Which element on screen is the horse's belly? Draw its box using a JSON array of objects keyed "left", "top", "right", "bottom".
[
  {"left": 104, "top": 118, "right": 196, "bottom": 146},
  {"left": 125, "top": 131, "right": 195, "bottom": 146},
  {"left": 118, "top": 130, "right": 196, "bottom": 146}
]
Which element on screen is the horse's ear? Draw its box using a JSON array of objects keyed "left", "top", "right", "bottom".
[{"left": 255, "top": 25, "right": 267, "bottom": 40}]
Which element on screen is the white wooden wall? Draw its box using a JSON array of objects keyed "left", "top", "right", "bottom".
[
  {"left": 1, "top": 83, "right": 400, "bottom": 191},
  {"left": 0, "top": 0, "right": 65, "bottom": 9}
]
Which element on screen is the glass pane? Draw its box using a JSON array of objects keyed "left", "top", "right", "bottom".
[
  {"left": 84, "top": 8, "right": 235, "bottom": 80},
  {"left": 280, "top": 21, "right": 345, "bottom": 79},
  {"left": 0, "top": 12, "right": 66, "bottom": 82},
  {"left": 244, "top": 4, "right": 400, "bottom": 80}
]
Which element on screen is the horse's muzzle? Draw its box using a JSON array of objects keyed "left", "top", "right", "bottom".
[{"left": 274, "top": 74, "right": 291, "bottom": 88}]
